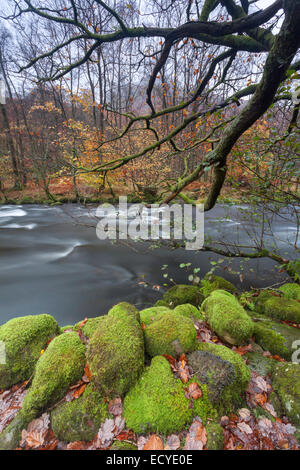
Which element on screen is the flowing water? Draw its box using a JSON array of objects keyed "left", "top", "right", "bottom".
[{"left": 0, "top": 203, "right": 298, "bottom": 325}]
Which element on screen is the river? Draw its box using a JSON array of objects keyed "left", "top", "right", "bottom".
[{"left": 0, "top": 203, "right": 298, "bottom": 325}]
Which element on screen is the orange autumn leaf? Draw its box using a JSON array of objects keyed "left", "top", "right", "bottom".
[
  {"left": 77, "top": 317, "right": 88, "bottom": 329},
  {"left": 143, "top": 435, "right": 164, "bottom": 450},
  {"left": 73, "top": 384, "right": 86, "bottom": 399},
  {"left": 186, "top": 382, "right": 202, "bottom": 400}
]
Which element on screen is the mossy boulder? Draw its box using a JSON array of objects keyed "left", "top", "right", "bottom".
[
  {"left": 190, "top": 343, "right": 251, "bottom": 411},
  {"left": 73, "top": 317, "right": 105, "bottom": 339},
  {"left": 244, "top": 351, "right": 277, "bottom": 376},
  {"left": 263, "top": 297, "right": 300, "bottom": 323},
  {"left": 253, "top": 319, "right": 300, "bottom": 361},
  {"left": 154, "top": 300, "right": 169, "bottom": 308},
  {"left": 201, "top": 275, "right": 237, "bottom": 297},
  {"left": 162, "top": 285, "right": 204, "bottom": 308},
  {"left": 278, "top": 283, "right": 300, "bottom": 301},
  {"left": 201, "top": 290, "right": 254, "bottom": 345},
  {"left": 144, "top": 312, "right": 197, "bottom": 357},
  {"left": 0, "top": 332, "right": 85, "bottom": 450},
  {"left": 271, "top": 362, "right": 300, "bottom": 426},
  {"left": 108, "top": 302, "right": 140, "bottom": 323},
  {"left": 206, "top": 422, "right": 224, "bottom": 450},
  {"left": 253, "top": 291, "right": 277, "bottom": 313},
  {"left": 123, "top": 356, "right": 217, "bottom": 434},
  {"left": 87, "top": 308, "right": 144, "bottom": 397},
  {"left": 173, "top": 303, "right": 204, "bottom": 321},
  {"left": 139, "top": 306, "right": 171, "bottom": 326},
  {"left": 0, "top": 314, "right": 59, "bottom": 390},
  {"left": 51, "top": 383, "right": 108, "bottom": 442},
  {"left": 110, "top": 441, "right": 138, "bottom": 450}
]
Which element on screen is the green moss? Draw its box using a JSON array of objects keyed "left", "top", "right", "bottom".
[
  {"left": 87, "top": 310, "right": 144, "bottom": 397},
  {"left": 154, "top": 300, "right": 170, "bottom": 308},
  {"left": 0, "top": 332, "right": 85, "bottom": 450},
  {"left": 0, "top": 314, "right": 59, "bottom": 390},
  {"left": 140, "top": 306, "right": 171, "bottom": 326},
  {"left": 51, "top": 383, "right": 108, "bottom": 442},
  {"left": 82, "top": 317, "right": 104, "bottom": 338},
  {"left": 271, "top": 362, "right": 300, "bottom": 426},
  {"left": 108, "top": 302, "right": 140, "bottom": 323},
  {"left": 263, "top": 297, "right": 300, "bottom": 323},
  {"left": 253, "top": 291, "right": 277, "bottom": 313},
  {"left": 253, "top": 319, "right": 300, "bottom": 360},
  {"left": 205, "top": 422, "right": 224, "bottom": 450},
  {"left": 201, "top": 290, "right": 254, "bottom": 345},
  {"left": 173, "top": 304, "right": 204, "bottom": 321},
  {"left": 110, "top": 441, "right": 138, "bottom": 450},
  {"left": 278, "top": 283, "right": 300, "bottom": 301},
  {"left": 123, "top": 356, "right": 217, "bottom": 435},
  {"left": 194, "top": 342, "right": 251, "bottom": 412},
  {"left": 144, "top": 312, "right": 197, "bottom": 357},
  {"left": 201, "top": 275, "right": 237, "bottom": 298},
  {"left": 162, "top": 284, "right": 204, "bottom": 308},
  {"left": 60, "top": 325, "right": 74, "bottom": 333}
]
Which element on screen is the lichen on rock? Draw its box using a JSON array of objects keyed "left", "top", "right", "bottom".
[{"left": 0, "top": 314, "right": 59, "bottom": 390}]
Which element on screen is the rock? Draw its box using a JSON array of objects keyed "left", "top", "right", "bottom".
[
  {"left": 0, "top": 332, "right": 85, "bottom": 450},
  {"left": 144, "top": 312, "right": 197, "bottom": 357},
  {"left": 162, "top": 285, "right": 204, "bottom": 308},
  {"left": 123, "top": 356, "right": 217, "bottom": 434},
  {"left": 253, "top": 319, "right": 300, "bottom": 360},
  {"left": 187, "top": 350, "right": 236, "bottom": 403},
  {"left": 154, "top": 300, "right": 170, "bottom": 308},
  {"left": 278, "top": 283, "right": 300, "bottom": 301},
  {"left": 110, "top": 441, "right": 138, "bottom": 450},
  {"left": 87, "top": 307, "right": 144, "bottom": 397},
  {"left": 245, "top": 351, "right": 277, "bottom": 376},
  {"left": 51, "top": 383, "right": 108, "bottom": 442},
  {"left": 173, "top": 303, "right": 204, "bottom": 321},
  {"left": 271, "top": 362, "right": 300, "bottom": 426},
  {"left": 256, "top": 295, "right": 300, "bottom": 323},
  {"left": 139, "top": 306, "right": 171, "bottom": 326},
  {"left": 108, "top": 302, "right": 140, "bottom": 323},
  {"left": 191, "top": 343, "right": 251, "bottom": 411},
  {"left": 201, "top": 275, "right": 237, "bottom": 297},
  {"left": 205, "top": 422, "right": 224, "bottom": 450},
  {"left": 201, "top": 290, "right": 254, "bottom": 345},
  {"left": 0, "top": 314, "right": 59, "bottom": 390}
]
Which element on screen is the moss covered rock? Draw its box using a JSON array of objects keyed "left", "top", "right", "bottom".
[
  {"left": 201, "top": 275, "right": 237, "bottom": 297},
  {"left": 205, "top": 422, "right": 224, "bottom": 450},
  {"left": 253, "top": 319, "right": 300, "bottom": 361},
  {"left": 123, "top": 356, "right": 217, "bottom": 434},
  {"left": 139, "top": 306, "right": 171, "bottom": 326},
  {"left": 271, "top": 362, "right": 300, "bottom": 426},
  {"left": 0, "top": 314, "right": 59, "bottom": 390},
  {"left": 108, "top": 302, "right": 140, "bottom": 323},
  {"left": 191, "top": 343, "right": 251, "bottom": 411},
  {"left": 173, "top": 303, "right": 204, "bottom": 321},
  {"left": 264, "top": 297, "right": 300, "bottom": 323},
  {"left": 245, "top": 351, "right": 277, "bottom": 376},
  {"left": 0, "top": 332, "right": 85, "bottom": 450},
  {"left": 144, "top": 312, "right": 197, "bottom": 357},
  {"left": 110, "top": 441, "right": 138, "bottom": 450},
  {"left": 278, "top": 283, "right": 300, "bottom": 301},
  {"left": 87, "top": 308, "right": 144, "bottom": 397},
  {"left": 154, "top": 300, "right": 170, "bottom": 308},
  {"left": 201, "top": 290, "right": 254, "bottom": 345},
  {"left": 162, "top": 285, "right": 204, "bottom": 308},
  {"left": 51, "top": 383, "right": 108, "bottom": 442}
]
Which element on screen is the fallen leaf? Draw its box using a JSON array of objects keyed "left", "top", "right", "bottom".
[
  {"left": 73, "top": 384, "right": 86, "bottom": 399},
  {"left": 143, "top": 435, "right": 164, "bottom": 450}
]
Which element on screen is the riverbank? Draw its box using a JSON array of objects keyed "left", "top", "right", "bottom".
[{"left": 0, "top": 278, "right": 300, "bottom": 450}]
